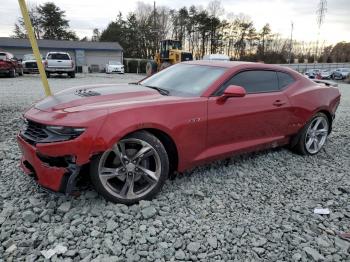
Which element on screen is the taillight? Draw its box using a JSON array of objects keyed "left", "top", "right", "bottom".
[
  {"left": 43, "top": 60, "right": 47, "bottom": 67},
  {"left": 71, "top": 61, "right": 74, "bottom": 68}
]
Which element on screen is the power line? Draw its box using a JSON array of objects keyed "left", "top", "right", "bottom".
[
  {"left": 315, "top": 0, "right": 327, "bottom": 62},
  {"left": 288, "top": 21, "right": 293, "bottom": 64},
  {"left": 316, "top": 0, "right": 327, "bottom": 29}
]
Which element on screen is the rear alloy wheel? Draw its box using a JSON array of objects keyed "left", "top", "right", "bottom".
[
  {"left": 90, "top": 131, "right": 169, "bottom": 204},
  {"left": 293, "top": 113, "right": 329, "bottom": 155}
]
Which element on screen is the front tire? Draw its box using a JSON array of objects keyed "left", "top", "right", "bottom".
[
  {"left": 292, "top": 113, "right": 329, "bottom": 155},
  {"left": 9, "top": 68, "right": 16, "bottom": 78},
  {"left": 90, "top": 131, "right": 169, "bottom": 204},
  {"left": 68, "top": 71, "right": 75, "bottom": 78}
]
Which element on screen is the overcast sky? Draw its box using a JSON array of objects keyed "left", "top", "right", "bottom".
[{"left": 1, "top": 0, "right": 349, "bottom": 44}]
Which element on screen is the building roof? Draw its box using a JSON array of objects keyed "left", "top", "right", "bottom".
[{"left": 0, "top": 37, "right": 123, "bottom": 51}]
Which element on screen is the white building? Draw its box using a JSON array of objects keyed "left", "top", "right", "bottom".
[{"left": 0, "top": 37, "right": 123, "bottom": 72}]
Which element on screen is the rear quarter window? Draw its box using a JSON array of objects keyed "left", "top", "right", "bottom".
[{"left": 277, "top": 72, "right": 295, "bottom": 89}]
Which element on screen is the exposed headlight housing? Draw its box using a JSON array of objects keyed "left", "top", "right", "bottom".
[
  {"left": 46, "top": 125, "right": 85, "bottom": 136},
  {"left": 20, "top": 119, "right": 86, "bottom": 144}
]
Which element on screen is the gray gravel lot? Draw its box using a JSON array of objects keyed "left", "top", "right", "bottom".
[{"left": 0, "top": 74, "right": 349, "bottom": 261}]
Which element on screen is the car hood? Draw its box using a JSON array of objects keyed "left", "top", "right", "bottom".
[
  {"left": 23, "top": 59, "right": 38, "bottom": 63},
  {"left": 35, "top": 84, "right": 174, "bottom": 113}
]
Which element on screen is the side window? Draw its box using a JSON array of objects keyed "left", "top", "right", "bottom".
[
  {"left": 218, "top": 70, "right": 279, "bottom": 95},
  {"left": 277, "top": 72, "right": 295, "bottom": 89}
]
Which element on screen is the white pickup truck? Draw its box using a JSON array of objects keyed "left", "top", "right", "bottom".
[{"left": 44, "top": 52, "right": 75, "bottom": 78}]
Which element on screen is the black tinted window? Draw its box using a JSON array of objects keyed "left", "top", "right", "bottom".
[
  {"left": 277, "top": 72, "right": 294, "bottom": 89},
  {"left": 220, "top": 70, "right": 279, "bottom": 94},
  {"left": 47, "top": 53, "right": 70, "bottom": 60}
]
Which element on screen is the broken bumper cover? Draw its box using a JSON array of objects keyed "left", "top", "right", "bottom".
[{"left": 17, "top": 135, "right": 80, "bottom": 194}]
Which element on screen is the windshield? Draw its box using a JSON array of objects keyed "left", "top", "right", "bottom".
[
  {"left": 140, "top": 63, "right": 226, "bottom": 97},
  {"left": 47, "top": 53, "right": 70, "bottom": 60},
  {"left": 23, "top": 54, "right": 36, "bottom": 60},
  {"left": 109, "top": 61, "right": 121, "bottom": 65}
]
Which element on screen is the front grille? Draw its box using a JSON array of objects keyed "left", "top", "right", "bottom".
[
  {"left": 22, "top": 121, "right": 48, "bottom": 144},
  {"left": 25, "top": 62, "right": 38, "bottom": 69}
]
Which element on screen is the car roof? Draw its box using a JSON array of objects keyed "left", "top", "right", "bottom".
[
  {"left": 183, "top": 60, "right": 253, "bottom": 68},
  {"left": 182, "top": 60, "right": 299, "bottom": 74},
  {"left": 47, "top": 52, "right": 69, "bottom": 54}
]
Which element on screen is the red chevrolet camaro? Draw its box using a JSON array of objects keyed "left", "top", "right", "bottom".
[{"left": 17, "top": 61, "right": 341, "bottom": 204}]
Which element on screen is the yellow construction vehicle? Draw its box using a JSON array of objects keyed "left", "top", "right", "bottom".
[{"left": 146, "top": 39, "right": 193, "bottom": 76}]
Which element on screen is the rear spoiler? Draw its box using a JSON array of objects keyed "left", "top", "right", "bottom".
[{"left": 313, "top": 79, "right": 338, "bottom": 88}]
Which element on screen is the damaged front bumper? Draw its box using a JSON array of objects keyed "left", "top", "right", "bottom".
[{"left": 17, "top": 135, "right": 81, "bottom": 194}]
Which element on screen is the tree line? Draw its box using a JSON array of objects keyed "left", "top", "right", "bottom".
[
  {"left": 13, "top": 2, "right": 78, "bottom": 40},
  {"left": 12, "top": 1, "right": 350, "bottom": 63}
]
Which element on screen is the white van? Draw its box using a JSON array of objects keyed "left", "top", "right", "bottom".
[{"left": 202, "top": 54, "right": 230, "bottom": 61}]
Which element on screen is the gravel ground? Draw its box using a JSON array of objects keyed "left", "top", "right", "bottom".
[{"left": 0, "top": 74, "right": 349, "bottom": 262}]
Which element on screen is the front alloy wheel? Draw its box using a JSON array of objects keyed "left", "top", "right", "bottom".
[{"left": 90, "top": 131, "right": 169, "bottom": 204}]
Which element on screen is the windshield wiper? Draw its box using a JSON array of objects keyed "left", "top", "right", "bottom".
[
  {"left": 143, "top": 85, "right": 170, "bottom": 96},
  {"left": 129, "top": 82, "right": 141, "bottom": 85}
]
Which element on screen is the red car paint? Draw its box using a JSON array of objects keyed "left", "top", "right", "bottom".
[
  {"left": 0, "top": 51, "right": 23, "bottom": 76},
  {"left": 17, "top": 136, "right": 66, "bottom": 191},
  {"left": 17, "top": 61, "right": 341, "bottom": 193}
]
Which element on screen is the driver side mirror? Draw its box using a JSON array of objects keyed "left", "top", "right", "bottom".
[
  {"left": 223, "top": 85, "right": 246, "bottom": 98},
  {"left": 218, "top": 85, "right": 246, "bottom": 102},
  {"left": 217, "top": 85, "right": 246, "bottom": 104}
]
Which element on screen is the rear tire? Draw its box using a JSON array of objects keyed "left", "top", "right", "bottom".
[
  {"left": 90, "top": 131, "right": 169, "bottom": 204},
  {"left": 68, "top": 71, "right": 75, "bottom": 78},
  {"left": 46, "top": 71, "right": 50, "bottom": 78},
  {"left": 146, "top": 61, "right": 157, "bottom": 76},
  {"left": 291, "top": 112, "right": 329, "bottom": 155}
]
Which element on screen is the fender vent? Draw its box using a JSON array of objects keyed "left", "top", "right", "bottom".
[{"left": 75, "top": 89, "right": 101, "bottom": 97}]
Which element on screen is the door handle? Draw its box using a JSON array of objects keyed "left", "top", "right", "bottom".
[{"left": 273, "top": 100, "right": 286, "bottom": 107}]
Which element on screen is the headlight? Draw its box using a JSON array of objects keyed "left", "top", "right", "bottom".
[{"left": 46, "top": 126, "right": 85, "bottom": 136}]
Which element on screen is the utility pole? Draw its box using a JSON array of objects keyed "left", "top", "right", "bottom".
[
  {"left": 315, "top": 0, "right": 327, "bottom": 63},
  {"left": 153, "top": 1, "right": 158, "bottom": 57},
  {"left": 288, "top": 21, "right": 294, "bottom": 64},
  {"left": 18, "top": 0, "right": 52, "bottom": 96}
]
